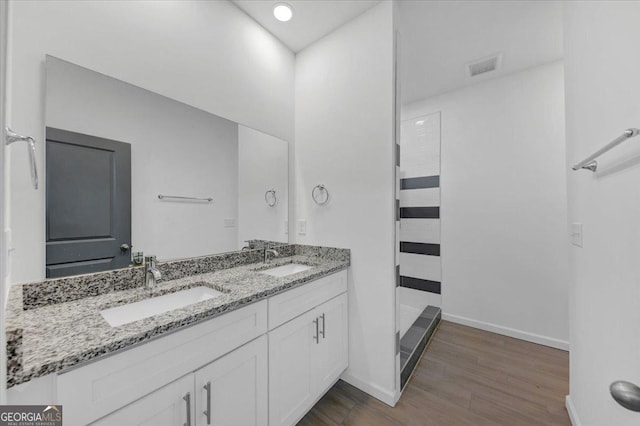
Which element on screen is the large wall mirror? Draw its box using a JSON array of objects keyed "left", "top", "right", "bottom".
[{"left": 44, "top": 56, "right": 288, "bottom": 278}]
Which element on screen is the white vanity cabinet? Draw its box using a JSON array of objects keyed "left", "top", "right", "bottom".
[
  {"left": 268, "top": 272, "right": 348, "bottom": 426},
  {"left": 58, "top": 301, "right": 268, "bottom": 425},
  {"left": 94, "top": 336, "right": 268, "bottom": 426},
  {"left": 92, "top": 374, "right": 195, "bottom": 426},
  {"left": 194, "top": 336, "right": 268, "bottom": 426},
  {"left": 11, "top": 269, "right": 348, "bottom": 426},
  {"left": 268, "top": 308, "right": 320, "bottom": 426},
  {"left": 314, "top": 293, "right": 349, "bottom": 393}
]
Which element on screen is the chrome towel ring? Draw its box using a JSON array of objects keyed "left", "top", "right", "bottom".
[
  {"left": 312, "top": 184, "right": 330, "bottom": 205},
  {"left": 265, "top": 189, "right": 278, "bottom": 207}
]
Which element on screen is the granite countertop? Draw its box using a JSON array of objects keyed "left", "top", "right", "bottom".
[{"left": 6, "top": 249, "right": 349, "bottom": 387}]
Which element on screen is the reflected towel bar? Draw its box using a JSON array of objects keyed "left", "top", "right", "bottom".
[
  {"left": 572, "top": 128, "right": 640, "bottom": 172},
  {"left": 158, "top": 194, "right": 213, "bottom": 202}
]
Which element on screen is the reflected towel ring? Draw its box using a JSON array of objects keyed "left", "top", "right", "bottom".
[
  {"left": 265, "top": 189, "right": 278, "bottom": 207},
  {"left": 312, "top": 184, "right": 330, "bottom": 205}
]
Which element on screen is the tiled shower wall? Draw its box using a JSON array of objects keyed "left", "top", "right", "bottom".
[{"left": 399, "top": 112, "right": 441, "bottom": 307}]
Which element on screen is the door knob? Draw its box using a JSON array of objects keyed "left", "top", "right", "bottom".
[
  {"left": 120, "top": 244, "right": 130, "bottom": 252},
  {"left": 610, "top": 381, "right": 640, "bottom": 412}
]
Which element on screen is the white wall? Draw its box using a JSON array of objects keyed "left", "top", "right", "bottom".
[
  {"left": 238, "top": 125, "right": 288, "bottom": 246},
  {"left": 403, "top": 61, "right": 570, "bottom": 349},
  {"left": 294, "top": 1, "right": 397, "bottom": 404},
  {"left": 564, "top": 2, "right": 640, "bottom": 425},
  {"left": 7, "top": 0, "right": 294, "bottom": 283},
  {"left": 46, "top": 57, "right": 239, "bottom": 262},
  {"left": 0, "top": 0, "right": 9, "bottom": 404}
]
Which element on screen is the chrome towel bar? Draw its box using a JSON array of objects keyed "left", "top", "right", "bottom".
[
  {"left": 5, "top": 127, "right": 39, "bottom": 189},
  {"left": 572, "top": 128, "right": 640, "bottom": 172},
  {"left": 158, "top": 194, "right": 213, "bottom": 202}
]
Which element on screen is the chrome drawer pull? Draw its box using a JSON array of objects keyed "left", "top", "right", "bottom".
[
  {"left": 313, "top": 318, "right": 319, "bottom": 343},
  {"left": 183, "top": 392, "right": 191, "bottom": 426}
]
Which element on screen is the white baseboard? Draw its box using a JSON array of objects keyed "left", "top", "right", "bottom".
[
  {"left": 340, "top": 371, "right": 397, "bottom": 407},
  {"left": 442, "top": 313, "right": 569, "bottom": 351},
  {"left": 565, "top": 395, "right": 582, "bottom": 426}
]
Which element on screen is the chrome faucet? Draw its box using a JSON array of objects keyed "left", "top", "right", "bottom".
[
  {"left": 264, "top": 248, "right": 279, "bottom": 263},
  {"left": 145, "top": 256, "right": 162, "bottom": 290}
]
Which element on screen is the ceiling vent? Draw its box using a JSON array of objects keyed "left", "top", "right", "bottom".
[{"left": 466, "top": 53, "right": 502, "bottom": 77}]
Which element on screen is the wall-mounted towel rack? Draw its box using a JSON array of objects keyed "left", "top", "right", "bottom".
[
  {"left": 158, "top": 194, "right": 213, "bottom": 202},
  {"left": 572, "top": 128, "right": 640, "bottom": 172},
  {"left": 5, "top": 127, "right": 38, "bottom": 189},
  {"left": 312, "top": 184, "right": 330, "bottom": 205}
]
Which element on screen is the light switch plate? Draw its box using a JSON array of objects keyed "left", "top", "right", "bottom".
[
  {"left": 297, "top": 220, "right": 307, "bottom": 235},
  {"left": 571, "top": 223, "right": 583, "bottom": 247},
  {"left": 284, "top": 220, "right": 288, "bottom": 235}
]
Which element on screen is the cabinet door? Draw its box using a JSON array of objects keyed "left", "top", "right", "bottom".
[
  {"left": 268, "top": 308, "right": 319, "bottom": 426},
  {"left": 91, "top": 374, "right": 194, "bottom": 426},
  {"left": 313, "top": 293, "right": 349, "bottom": 393},
  {"left": 194, "top": 336, "right": 267, "bottom": 426}
]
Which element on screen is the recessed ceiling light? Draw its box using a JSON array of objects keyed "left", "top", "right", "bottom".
[{"left": 273, "top": 3, "right": 293, "bottom": 22}]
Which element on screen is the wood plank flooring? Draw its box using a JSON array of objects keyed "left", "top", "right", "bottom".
[{"left": 298, "top": 320, "right": 570, "bottom": 425}]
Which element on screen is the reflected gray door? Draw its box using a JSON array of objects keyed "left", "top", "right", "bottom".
[{"left": 46, "top": 127, "right": 131, "bottom": 278}]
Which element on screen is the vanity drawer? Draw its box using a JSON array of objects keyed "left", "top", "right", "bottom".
[
  {"left": 57, "top": 300, "right": 267, "bottom": 426},
  {"left": 268, "top": 269, "right": 347, "bottom": 330}
]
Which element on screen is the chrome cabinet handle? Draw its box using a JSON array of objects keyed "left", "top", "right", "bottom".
[
  {"left": 183, "top": 392, "right": 191, "bottom": 426},
  {"left": 313, "top": 318, "right": 319, "bottom": 344},
  {"left": 320, "top": 313, "right": 326, "bottom": 339},
  {"left": 6, "top": 127, "right": 38, "bottom": 190},
  {"left": 203, "top": 381, "right": 211, "bottom": 425}
]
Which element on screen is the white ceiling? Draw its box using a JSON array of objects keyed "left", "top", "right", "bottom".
[
  {"left": 232, "top": 0, "right": 380, "bottom": 52},
  {"left": 399, "top": 0, "right": 564, "bottom": 105}
]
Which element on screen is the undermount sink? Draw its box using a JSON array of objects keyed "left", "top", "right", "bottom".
[
  {"left": 260, "top": 263, "right": 313, "bottom": 277},
  {"left": 100, "top": 286, "right": 224, "bottom": 327}
]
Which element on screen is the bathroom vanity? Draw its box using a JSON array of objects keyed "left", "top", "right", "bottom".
[
  {"left": 4, "top": 53, "right": 350, "bottom": 426},
  {"left": 6, "top": 245, "right": 350, "bottom": 426}
]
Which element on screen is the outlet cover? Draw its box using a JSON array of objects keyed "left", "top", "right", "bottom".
[
  {"left": 297, "top": 220, "right": 307, "bottom": 235},
  {"left": 571, "top": 223, "right": 583, "bottom": 247}
]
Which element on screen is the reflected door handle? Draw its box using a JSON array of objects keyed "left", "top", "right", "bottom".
[{"left": 611, "top": 381, "right": 640, "bottom": 412}]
